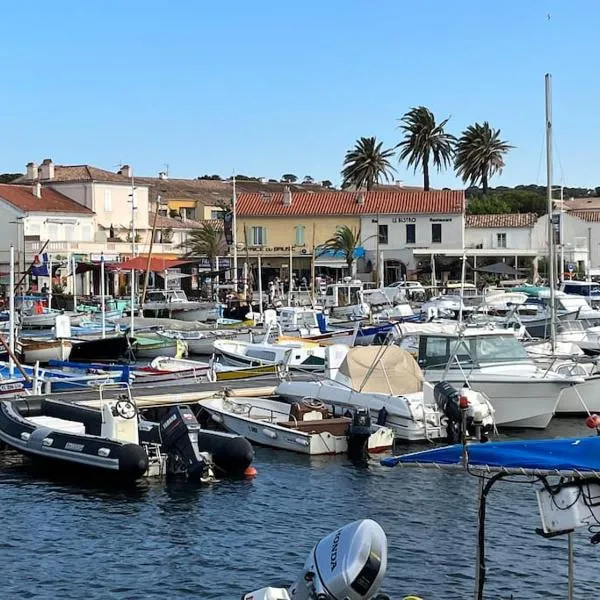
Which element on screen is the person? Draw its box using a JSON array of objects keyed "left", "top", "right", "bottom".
[{"left": 41, "top": 283, "right": 49, "bottom": 295}]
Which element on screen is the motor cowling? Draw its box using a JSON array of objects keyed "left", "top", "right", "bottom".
[
  {"left": 159, "top": 405, "right": 214, "bottom": 481},
  {"left": 288, "top": 519, "right": 387, "bottom": 600},
  {"left": 346, "top": 408, "right": 373, "bottom": 461}
]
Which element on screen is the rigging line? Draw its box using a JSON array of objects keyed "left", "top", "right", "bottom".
[
  {"left": 534, "top": 128, "right": 546, "bottom": 186},
  {"left": 554, "top": 135, "right": 567, "bottom": 187}
]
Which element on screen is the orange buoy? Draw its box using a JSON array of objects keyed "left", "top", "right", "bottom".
[
  {"left": 34, "top": 301, "right": 43, "bottom": 314},
  {"left": 244, "top": 466, "right": 257, "bottom": 478},
  {"left": 586, "top": 414, "right": 600, "bottom": 429}
]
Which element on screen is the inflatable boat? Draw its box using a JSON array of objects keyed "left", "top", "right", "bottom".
[{"left": 0, "top": 384, "right": 254, "bottom": 482}]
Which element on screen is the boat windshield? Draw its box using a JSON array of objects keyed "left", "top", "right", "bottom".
[{"left": 418, "top": 334, "right": 530, "bottom": 370}]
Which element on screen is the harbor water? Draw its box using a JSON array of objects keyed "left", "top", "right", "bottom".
[{"left": 1, "top": 418, "right": 599, "bottom": 599}]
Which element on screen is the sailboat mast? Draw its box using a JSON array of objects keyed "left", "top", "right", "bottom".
[{"left": 545, "top": 73, "right": 557, "bottom": 348}]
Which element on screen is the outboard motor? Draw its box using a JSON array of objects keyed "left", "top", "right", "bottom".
[
  {"left": 159, "top": 405, "right": 214, "bottom": 482},
  {"left": 242, "top": 519, "right": 388, "bottom": 600},
  {"left": 346, "top": 408, "right": 373, "bottom": 460},
  {"left": 433, "top": 381, "right": 493, "bottom": 443}
]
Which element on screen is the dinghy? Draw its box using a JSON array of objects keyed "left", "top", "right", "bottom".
[
  {"left": 19, "top": 338, "right": 73, "bottom": 363},
  {"left": 200, "top": 395, "right": 394, "bottom": 455}
]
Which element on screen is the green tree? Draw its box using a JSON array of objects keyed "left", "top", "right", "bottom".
[
  {"left": 179, "top": 222, "right": 226, "bottom": 295},
  {"left": 0, "top": 173, "right": 22, "bottom": 183},
  {"left": 161, "top": 227, "right": 173, "bottom": 243},
  {"left": 397, "top": 106, "right": 455, "bottom": 191},
  {"left": 341, "top": 136, "right": 395, "bottom": 191},
  {"left": 281, "top": 173, "right": 298, "bottom": 183},
  {"left": 321, "top": 179, "right": 333, "bottom": 188},
  {"left": 320, "top": 225, "right": 361, "bottom": 271},
  {"left": 455, "top": 122, "right": 513, "bottom": 194}
]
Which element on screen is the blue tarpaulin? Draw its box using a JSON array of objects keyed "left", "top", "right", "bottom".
[{"left": 381, "top": 436, "right": 600, "bottom": 473}]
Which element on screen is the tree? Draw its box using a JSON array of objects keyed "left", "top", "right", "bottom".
[
  {"left": 454, "top": 122, "right": 513, "bottom": 194},
  {"left": 397, "top": 106, "right": 455, "bottom": 191},
  {"left": 303, "top": 175, "right": 314, "bottom": 184},
  {"left": 321, "top": 180, "right": 333, "bottom": 188},
  {"left": 161, "top": 227, "right": 173, "bottom": 243},
  {"left": 281, "top": 173, "right": 298, "bottom": 183},
  {"left": 0, "top": 173, "right": 22, "bottom": 183},
  {"left": 320, "top": 225, "right": 361, "bottom": 271},
  {"left": 341, "top": 136, "right": 395, "bottom": 191},
  {"left": 179, "top": 222, "right": 226, "bottom": 295}
]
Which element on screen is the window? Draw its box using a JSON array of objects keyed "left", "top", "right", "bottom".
[
  {"left": 104, "top": 189, "right": 112, "bottom": 212},
  {"left": 28, "top": 223, "right": 41, "bottom": 237},
  {"left": 251, "top": 226, "right": 266, "bottom": 245},
  {"left": 64, "top": 225, "right": 74, "bottom": 241},
  {"left": 496, "top": 232, "right": 507, "bottom": 248},
  {"left": 210, "top": 210, "right": 221, "bottom": 220},
  {"left": 378, "top": 224, "right": 388, "bottom": 245},
  {"left": 406, "top": 223, "right": 416, "bottom": 244},
  {"left": 294, "top": 225, "right": 305, "bottom": 246},
  {"left": 48, "top": 224, "right": 57, "bottom": 239},
  {"left": 82, "top": 224, "right": 92, "bottom": 241},
  {"left": 431, "top": 223, "right": 442, "bottom": 243}
]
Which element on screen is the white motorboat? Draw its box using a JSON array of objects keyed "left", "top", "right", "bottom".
[
  {"left": 160, "top": 328, "right": 252, "bottom": 355},
  {"left": 142, "top": 289, "right": 217, "bottom": 322},
  {"left": 200, "top": 394, "right": 394, "bottom": 455},
  {"left": 276, "top": 345, "right": 495, "bottom": 443},
  {"left": 213, "top": 339, "right": 326, "bottom": 371},
  {"left": 395, "top": 322, "right": 583, "bottom": 428}
]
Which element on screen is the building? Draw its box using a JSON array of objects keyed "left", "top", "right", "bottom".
[
  {"left": 235, "top": 188, "right": 465, "bottom": 284},
  {"left": 0, "top": 182, "right": 95, "bottom": 292}
]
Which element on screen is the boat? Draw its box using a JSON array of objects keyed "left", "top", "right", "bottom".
[
  {"left": 200, "top": 394, "right": 394, "bottom": 455},
  {"left": 132, "top": 333, "right": 187, "bottom": 359},
  {"left": 242, "top": 519, "right": 388, "bottom": 600},
  {"left": 19, "top": 338, "right": 73, "bottom": 363},
  {"left": 213, "top": 338, "right": 326, "bottom": 371},
  {"left": 142, "top": 289, "right": 217, "bottom": 322},
  {"left": 0, "top": 383, "right": 255, "bottom": 482},
  {"left": 69, "top": 334, "right": 132, "bottom": 362},
  {"left": 159, "top": 327, "right": 253, "bottom": 355},
  {"left": 276, "top": 345, "right": 495, "bottom": 442},
  {"left": 394, "top": 321, "right": 582, "bottom": 428}
]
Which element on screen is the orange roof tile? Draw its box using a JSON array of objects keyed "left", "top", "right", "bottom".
[
  {"left": 236, "top": 190, "right": 464, "bottom": 217},
  {"left": 465, "top": 213, "right": 537, "bottom": 228},
  {"left": 0, "top": 184, "right": 93, "bottom": 214},
  {"left": 570, "top": 210, "right": 600, "bottom": 223}
]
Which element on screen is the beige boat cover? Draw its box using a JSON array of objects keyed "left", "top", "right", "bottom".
[{"left": 338, "top": 345, "right": 423, "bottom": 395}]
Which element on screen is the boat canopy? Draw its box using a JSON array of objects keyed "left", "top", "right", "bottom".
[
  {"left": 382, "top": 437, "right": 600, "bottom": 475},
  {"left": 338, "top": 346, "right": 423, "bottom": 395},
  {"left": 396, "top": 322, "right": 514, "bottom": 338}
]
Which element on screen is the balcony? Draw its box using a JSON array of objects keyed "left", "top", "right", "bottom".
[{"left": 24, "top": 240, "right": 178, "bottom": 259}]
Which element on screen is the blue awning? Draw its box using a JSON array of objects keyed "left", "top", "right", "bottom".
[
  {"left": 381, "top": 436, "right": 600, "bottom": 474},
  {"left": 315, "top": 246, "right": 365, "bottom": 259}
]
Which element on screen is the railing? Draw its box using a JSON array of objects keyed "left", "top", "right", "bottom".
[{"left": 25, "top": 240, "right": 176, "bottom": 256}]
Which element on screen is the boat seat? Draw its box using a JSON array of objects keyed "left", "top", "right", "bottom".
[
  {"left": 27, "top": 416, "right": 86, "bottom": 436},
  {"left": 277, "top": 417, "right": 351, "bottom": 437}
]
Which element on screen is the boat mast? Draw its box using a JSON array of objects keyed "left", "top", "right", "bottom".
[{"left": 545, "top": 73, "right": 557, "bottom": 350}]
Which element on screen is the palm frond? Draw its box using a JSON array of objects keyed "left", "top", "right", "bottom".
[
  {"left": 320, "top": 225, "right": 361, "bottom": 267},
  {"left": 341, "top": 136, "right": 395, "bottom": 191}
]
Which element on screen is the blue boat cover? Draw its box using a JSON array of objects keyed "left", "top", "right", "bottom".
[{"left": 381, "top": 436, "right": 600, "bottom": 472}]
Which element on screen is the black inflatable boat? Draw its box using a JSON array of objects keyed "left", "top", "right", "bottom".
[{"left": 0, "top": 385, "right": 254, "bottom": 482}]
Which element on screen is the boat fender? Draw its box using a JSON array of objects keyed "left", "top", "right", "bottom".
[
  {"left": 117, "top": 443, "right": 149, "bottom": 478},
  {"left": 114, "top": 398, "right": 137, "bottom": 419},
  {"left": 376, "top": 406, "right": 388, "bottom": 426},
  {"left": 197, "top": 430, "right": 254, "bottom": 475}
]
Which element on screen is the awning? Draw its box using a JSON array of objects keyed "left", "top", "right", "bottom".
[
  {"left": 471, "top": 262, "right": 527, "bottom": 276},
  {"left": 106, "top": 257, "right": 191, "bottom": 272}
]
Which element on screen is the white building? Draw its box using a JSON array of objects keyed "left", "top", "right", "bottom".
[
  {"left": 359, "top": 190, "right": 465, "bottom": 281},
  {"left": 0, "top": 182, "right": 95, "bottom": 292},
  {"left": 465, "top": 213, "right": 537, "bottom": 251}
]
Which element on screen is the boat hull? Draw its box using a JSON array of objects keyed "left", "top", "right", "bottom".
[{"left": 21, "top": 339, "right": 73, "bottom": 364}]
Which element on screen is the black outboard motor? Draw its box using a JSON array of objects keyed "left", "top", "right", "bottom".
[
  {"left": 434, "top": 381, "right": 493, "bottom": 444},
  {"left": 346, "top": 408, "right": 373, "bottom": 460},
  {"left": 159, "top": 405, "right": 214, "bottom": 481}
]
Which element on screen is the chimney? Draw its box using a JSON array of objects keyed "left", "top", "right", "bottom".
[
  {"left": 119, "top": 164, "right": 132, "bottom": 178},
  {"left": 357, "top": 193, "right": 365, "bottom": 205},
  {"left": 26, "top": 162, "right": 38, "bottom": 180},
  {"left": 33, "top": 182, "right": 41, "bottom": 198},
  {"left": 159, "top": 171, "right": 168, "bottom": 180},
  {"left": 282, "top": 186, "right": 292, "bottom": 206},
  {"left": 39, "top": 158, "right": 54, "bottom": 180}
]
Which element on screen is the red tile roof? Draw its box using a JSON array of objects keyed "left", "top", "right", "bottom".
[
  {"left": 0, "top": 184, "right": 93, "bottom": 214},
  {"left": 570, "top": 210, "right": 600, "bottom": 223},
  {"left": 236, "top": 190, "right": 464, "bottom": 217},
  {"left": 17, "top": 165, "right": 133, "bottom": 184},
  {"left": 465, "top": 213, "right": 537, "bottom": 228}
]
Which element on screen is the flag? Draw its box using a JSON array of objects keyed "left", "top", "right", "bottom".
[{"left": 31, "top": 253, "right": 49, "bottom": 277}]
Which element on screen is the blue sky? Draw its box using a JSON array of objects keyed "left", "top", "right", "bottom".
[{"left": 0, "top": 0, "right": 597, "bottom": 188}]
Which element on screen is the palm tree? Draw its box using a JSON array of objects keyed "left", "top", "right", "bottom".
[
  {"left": 320, "top": 225, "right": 361, "bottom": 273},
  {"left": 341, "top": 136, "right": 395, "bottom": 191},
  {"left": 397, "top": 106, "right": 455, "bottom": 191},
  {"left": 179, "top": 222, "right": 226, "bottom": 296},
  {"left": 454, "top": 121, "right": 513, "bottom": 194}
]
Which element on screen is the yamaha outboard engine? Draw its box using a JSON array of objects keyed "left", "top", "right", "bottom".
[
  {"left": 159, "top": 405, "right": 214, "bottom": 481},
  {"left": 242, "top": 519, "right": 388, "bottom": 600},
  {"left": 346, "top": 408, "right": 373, "bottom": 460},
  {"left": 433, "top": 381, "right": 492, "bottom": 443}
]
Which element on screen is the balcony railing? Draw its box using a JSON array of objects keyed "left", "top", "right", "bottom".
[{"left": 25, "top": 240, "right": 177, "bottom": 256}]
